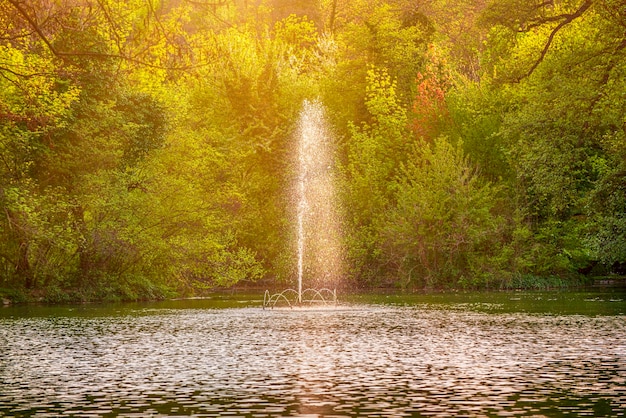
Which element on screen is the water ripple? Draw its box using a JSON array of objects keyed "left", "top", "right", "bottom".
[{"left": 1, "top": 306, "right": 624, "bottom": 416}]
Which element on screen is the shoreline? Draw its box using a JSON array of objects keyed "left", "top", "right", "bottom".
[{"left": 2, "top": 279, "right": 625, "bottom": 306}]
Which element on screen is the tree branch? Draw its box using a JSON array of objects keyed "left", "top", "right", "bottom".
[
  {"left": 5, "top": 0, "right": 200, "bottom": 71},
  {"left": 183, "top": 0, "right": 234, "bottom": 29},
  {"left": 0, "top": 30, "right": 36, "bottom": 41},
  {"left": 0, "top": 64, "right": 51, "bottom": 79},
  {"left": 587, "top": 37, "right": 626, "bottom": 113},
  {"left": 6, "top": 0, "right": 59, "bottom": 55},
  {"left": 521, "top": 13, "right": 577, "bottom": 31},
  {"left": 517, "top": 0, "right": 593, "bottom": 81}
]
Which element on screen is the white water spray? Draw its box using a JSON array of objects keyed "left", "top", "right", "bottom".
[
  {"left": 264, "top": 99, "right": 343, "bottom": 308},
  {"left": 297, "top": 136, "right": 306, "bottom": 303},
  {"left": 296, "top": 99, "right": 343, "bottom": 297}
]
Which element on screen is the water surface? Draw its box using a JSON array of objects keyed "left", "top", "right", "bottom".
[{"left": 1, "top": 291, "right": 625, "bottom": 417}]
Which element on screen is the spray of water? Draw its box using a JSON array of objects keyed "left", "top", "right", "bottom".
[
  {"left": 263, "top": 99, "right": 343, "bottom": 308},
  {"left": 295, "top": 99, "right": 343, "bottom": 297}
]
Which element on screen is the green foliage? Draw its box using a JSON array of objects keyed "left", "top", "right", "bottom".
[
  {"left": 320, "top": 2, "right": 433, "bottom": 135},
  {"left": 584, "top": 159, "right": 626, "bottom": 266},
  {"left": 485, "top": 0, "right": 625, "bottom": 277},
  {"left": 1, "top": 0, "right": 625, "bottom": 301},
  {"left": 445, "top": 82, "right": 510, "bottom": 182},
  {"left": 341, "top": 67, "right": 411, "bottom": 283},
  {"left": 501, "top": 273, "right": 587, "bottom": 290},
  {"left": 382, "top": 137, "right": 503, "bottom": 288}
]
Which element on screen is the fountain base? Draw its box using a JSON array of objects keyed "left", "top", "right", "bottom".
[{"left": 263, "top": 288, "right": 337, "bottom": 309}]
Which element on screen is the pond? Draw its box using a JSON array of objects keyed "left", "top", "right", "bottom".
[{"left": 1, "top": 290, "right": 625, "bottom": 417}]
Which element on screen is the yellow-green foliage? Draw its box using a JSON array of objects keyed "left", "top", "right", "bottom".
[{"left": 1, "top": 0, "right": 624, "bottom": 300}]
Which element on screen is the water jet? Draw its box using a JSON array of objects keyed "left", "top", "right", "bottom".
[{"left": 263, "top": 99, "right": 343, "bottom": 309}]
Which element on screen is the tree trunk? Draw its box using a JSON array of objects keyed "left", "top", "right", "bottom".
[
  {"left": 329, "top": 0, "right": 337, "bottom": 33},
  {"left": 16, "top": 240, "right": 34, "bottom": 288}
]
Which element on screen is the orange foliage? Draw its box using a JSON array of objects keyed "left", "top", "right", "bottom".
[{"left": 410, "top": 45, "right": 452, "bottom": 140}]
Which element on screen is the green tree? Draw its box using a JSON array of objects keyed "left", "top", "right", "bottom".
[
  {"left": 341, "top": 67, "right": 412, "bottom": 284},
  {"left": 0, "top": 26, "right": 80, "bottom": 292},
  {"left": 382, "top": 137, "right": 502, "bottom": 288}
]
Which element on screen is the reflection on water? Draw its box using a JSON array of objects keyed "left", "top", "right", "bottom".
[{"left": 1, "top": 294, "right": 625, "bottom": 417}]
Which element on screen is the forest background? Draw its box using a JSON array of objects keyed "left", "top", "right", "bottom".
[{"left": 1, "top": 0, "right": 625, "bottom": 302}]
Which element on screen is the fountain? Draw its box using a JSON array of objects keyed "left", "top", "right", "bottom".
[{"left": 263, "top": 100, "right": 343, "bottom": 309}]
